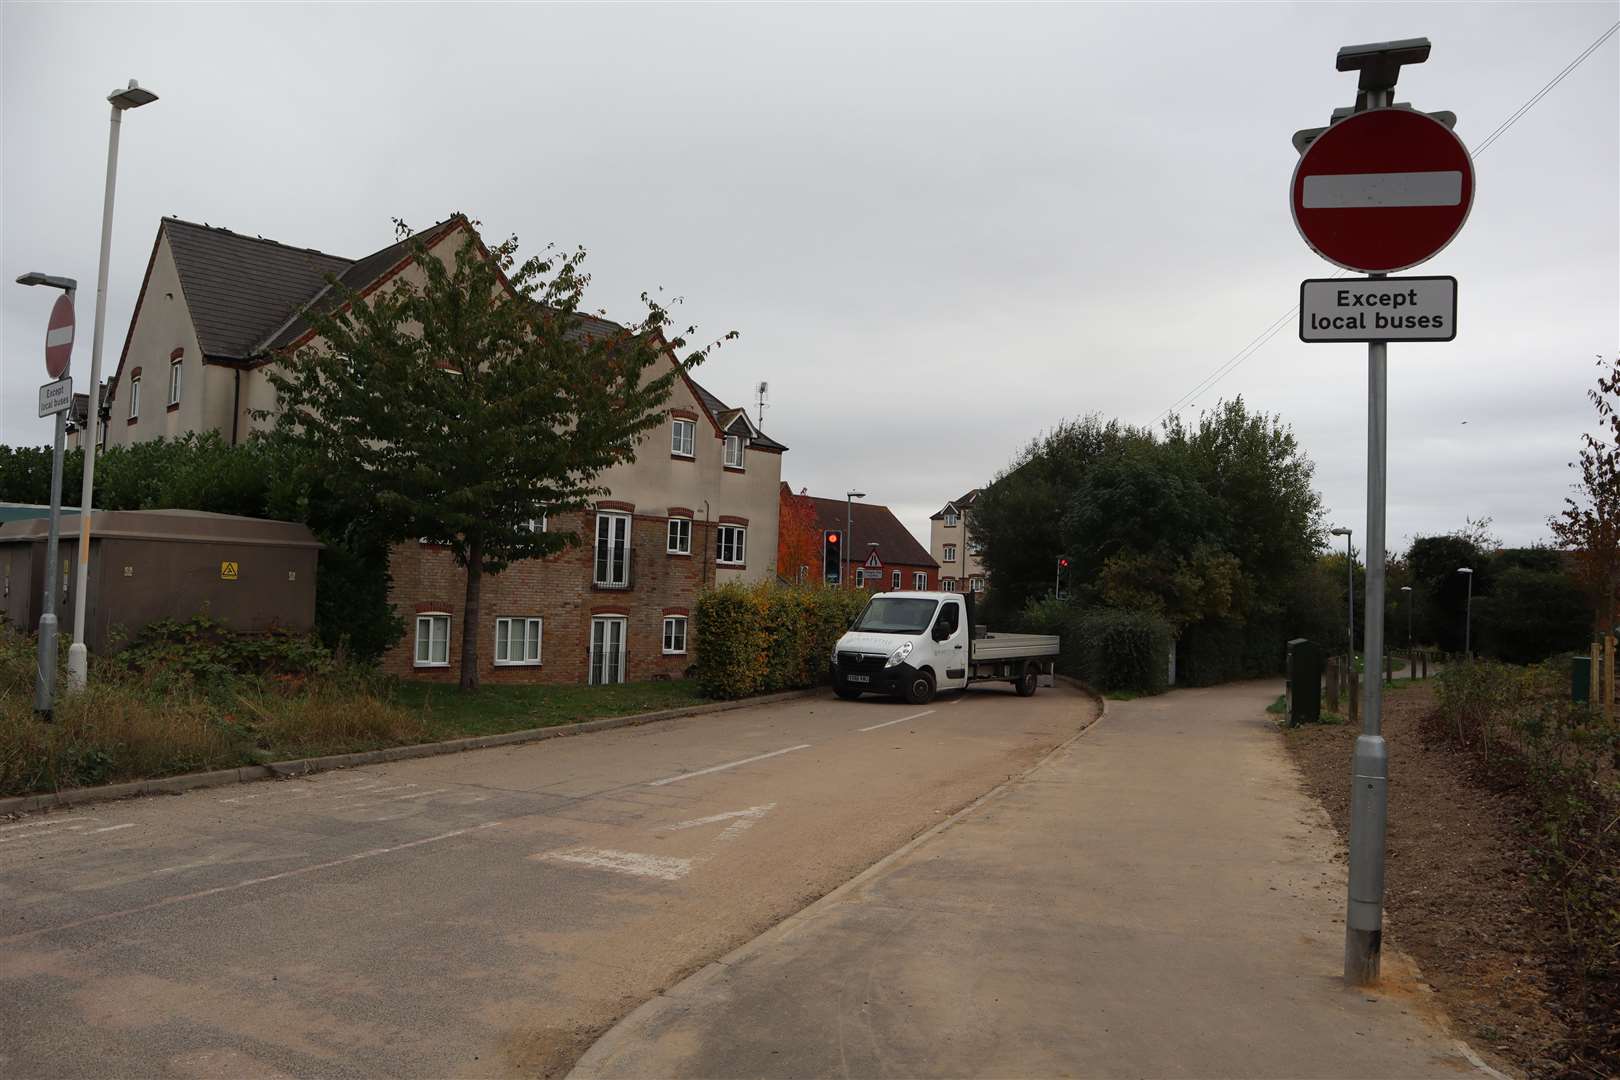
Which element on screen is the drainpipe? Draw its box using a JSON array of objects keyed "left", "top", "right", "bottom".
[
  {"left": 230, "top": 367, "right": 241, "bottom": 446},
  {"left": 702, "top": 500, "right": 712, "bottom": 587}
]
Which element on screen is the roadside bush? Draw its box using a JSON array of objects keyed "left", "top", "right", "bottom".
[
  {"left": 694, "top": 583, "right": 867, "bottom": 700},
  {"left": 1433, "top": 659, "right": 1620, "bottom": 1074},
  {"left": 114, "top": 615, "right": 334, "bottom": 693},
  {"left": 1019, "top": 599, "right": 1171, "bottom": 694}
]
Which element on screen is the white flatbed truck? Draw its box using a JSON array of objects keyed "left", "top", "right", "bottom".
[{"left": 829, "top": 591, "right": 1060, "bottom": 705}]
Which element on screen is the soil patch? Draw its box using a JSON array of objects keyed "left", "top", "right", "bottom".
[{"left": 1283, "top": 684, "right": 1568, "bottom": 1077}]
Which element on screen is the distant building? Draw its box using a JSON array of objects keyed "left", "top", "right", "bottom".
[
  {"left": 929, "top": 489, "right": 987, "bottom": 594},
  {"left": 784, "top": 485, "right": 938, "bottom": 591}
]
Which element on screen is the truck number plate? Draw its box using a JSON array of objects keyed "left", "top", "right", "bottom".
[{"left": 847, "top": 674, "right": 871, "bottom": 684}]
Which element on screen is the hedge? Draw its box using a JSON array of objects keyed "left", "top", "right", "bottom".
[
  {"left": 1018, "top": 599, "right": 1172, "bottom": 695},
  {"left": 694, "top": 583, "right": 869, "bottom": 700}
]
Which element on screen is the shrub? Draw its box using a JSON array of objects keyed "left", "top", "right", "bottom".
[
  {"left": 694, "top": 583, "right": 866, "bottom": 700},
  {"left": 1018, "top": 600, "right": 1171, "bottom": 694}
]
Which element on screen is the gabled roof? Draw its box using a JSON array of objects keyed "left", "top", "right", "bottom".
[
  {"left": 795, "top": 491, "right": 937, "bottom": 569},
  {"left": 929, "top": 488, "right": 981, "bottom": 520},
  {"left": 690, "top": 381, "right": 787, "bottom": 452},
  {"left": 162, "top": 217, "right": 354, "bottom": 361}
]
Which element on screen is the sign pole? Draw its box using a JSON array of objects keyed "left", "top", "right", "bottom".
[{"left": 34, "top": 407, "right": 68, "bottom": 717}]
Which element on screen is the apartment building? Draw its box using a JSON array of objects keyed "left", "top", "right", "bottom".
[
  {"left": 929, "top": 488, "right": 987, "bottom": 593},
  {"left": 92, "top": 214, "right": 785, "bottom": 683}
]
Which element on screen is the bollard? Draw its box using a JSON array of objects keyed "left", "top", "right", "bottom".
[
  {"left": 1325, "top": 656, "right": 1341, "bottom": 713},
  {"left": 1348, "top": 664, "right": 1360, "bottom": 726}
]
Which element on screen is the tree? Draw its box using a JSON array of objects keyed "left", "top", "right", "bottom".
[
  {"left": 269, "top": 217, "right": 733, "bottom": 689},
  {"left": 776, "top": 486, "right": 821, "bottom": 586},
  {"left": 1549, "top": 353, "right": 1620, "bottom": 632},
  {"left": 1406, "top": 531, "right": 1488, "bottom": 651}
]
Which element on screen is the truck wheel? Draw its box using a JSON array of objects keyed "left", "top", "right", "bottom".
[
  {"left": 904, "top": 670, "right": 936, "bottom": 705},
  {"left": 835, "top": 687, "right": 863, "bottom": 701},
  {"left": 1014, "top": 664, "right": 1039, "bottom": 697}
]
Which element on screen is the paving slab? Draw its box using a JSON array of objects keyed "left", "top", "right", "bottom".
[{"left": 572, "top": 680, "right": 1502, "bottom": 1080}]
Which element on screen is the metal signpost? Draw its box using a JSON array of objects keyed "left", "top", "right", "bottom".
[
  {"left": 1290, "top": 37, "right": 1476, "bottom": 986},
  {"left": 17, "top": 274, "right": 79, "bottom": 717}
]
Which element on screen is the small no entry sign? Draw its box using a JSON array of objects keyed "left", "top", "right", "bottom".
[
  {"left": 1291, "top": 107, "right": 1475, "bottom": 273},
  {"left": 45, "top": 294, "right": 75, "bottom": 378}
]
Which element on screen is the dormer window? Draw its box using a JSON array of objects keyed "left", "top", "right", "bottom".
[
  {"left": 724, "top": 434, "right": 745, "bottom": 470},
  {"left": 943, "top": 511, "right": 959, "bottom": 527}
]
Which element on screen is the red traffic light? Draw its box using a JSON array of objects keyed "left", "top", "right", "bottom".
[
  {"left": 827, "top": 531, "right": 840, "bottom": 544},
  {"left": 1058, "top": 557, "right": 1070, "bottom": 568}
]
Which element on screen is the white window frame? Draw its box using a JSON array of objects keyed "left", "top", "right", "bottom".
[
  {"left": 594, "top": 512, "right": 631, "bottom": 587},
  {"left": 589, "top": 616, "right": 628, "bottom": 685},
  {"left": 662, "top": 615, "right": 688, "bottom": 655},
  {"left": 667, "top": 516, "right": 692, "bottom": 555},
  {"left": 671, "top": 418, "right": 696, "bottom": 458},
  {"left": 128, "top": 374, "right": 141, "bottom": 420},
  {"left": 526, "top": 515, "right": 547, "bottom": 533},
  {"left": 943, "top": 544, "right": 957, "bottom": 563},
  {"left": 914, "top": 572, "right": 928, "bottom": 590},
  {"left": 724, "top": 434, "right": 745, "bottom": 469},
  {"left": 716, "top": 524, "right": 746, "bottom": 566},
  {"left": 891, "top": 570, "right": 902, "bottom": 590},
  {"left": 942, "top": 578, "right": 957, "bottom": 592},
  {"left": 943, "top": 511, "right": 959, "bottom": 527},
  {"left": 971, "top": 576, "right": 986, "bottom": 593},
  {"left": 494, "top": 617, "right": 542, "bottom": 666},
  {"left": 414, "top": 613, "right": 450, "bottom": 668},
  {"left": 168, "top": 358, "right": 182, "bottom": 407}
]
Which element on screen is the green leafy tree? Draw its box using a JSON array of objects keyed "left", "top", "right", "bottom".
[
  {"left": 1549, "top": 352, "right": 1620, "bottom": 632},
  {"left": 1406, "top": 530, "right": 1489, "bottom": 651},
  {"left": 268, "top": 216, "right": 733, "bottom": 689}
]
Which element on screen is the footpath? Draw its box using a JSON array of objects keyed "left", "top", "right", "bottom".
[{"left": 571, "top": 680, "right": 1502, "bottom": 1080}]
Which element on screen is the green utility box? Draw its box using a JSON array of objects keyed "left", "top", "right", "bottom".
[
  {"left": 1571, "top": 654, "right": 1591, "bottom": 703},
  {"left": 1287, "top": 638, "right": 1323, "bottom": 726}
]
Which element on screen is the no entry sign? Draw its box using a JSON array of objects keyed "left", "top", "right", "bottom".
[
  {"left": 1291, "top": 107, "right": 1474, "bottom": 273},
  {"left": 45, "top": 294, "right": 75, "bottom": 378}
]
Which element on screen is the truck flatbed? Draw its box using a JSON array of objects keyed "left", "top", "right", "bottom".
[{"left": 971, "top": 632, "right": 1060, "bottom": 661}]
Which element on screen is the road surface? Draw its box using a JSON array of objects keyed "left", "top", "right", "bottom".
[{"left": 1, "top": 682, "right": 1097, "bottom": 1079}]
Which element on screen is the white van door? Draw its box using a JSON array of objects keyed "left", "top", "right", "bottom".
[{"left": 931, "top": 597, "right": 970, "bottom": 689}]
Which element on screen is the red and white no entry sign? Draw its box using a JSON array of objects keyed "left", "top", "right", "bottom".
[
  {"left": 45, "top": 294, "right": 75, "bottom": 379},
  {"left": 1291, "top": 107, "right": 1474, "bottom": 274}
]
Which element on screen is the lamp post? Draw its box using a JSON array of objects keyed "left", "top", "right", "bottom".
[
  {"left": 1400, "top": 585, "right": 1413, "bottom": 652},
  {"left": 845, "top": 491, "right": 865, "bottom": 590},
  {"left": 16, "top": 272, "right": 79, "bottom": 716},
  {"left": 1331, "top": 527, "right": 1354, "bottom": 660},
  {"left": 1458, "top": 567, "right": 1474, "bottom": 657},
  {"left": 65, "top": 79, "right": 158, "bottom": 690}
]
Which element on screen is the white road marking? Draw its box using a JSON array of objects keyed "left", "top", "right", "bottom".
[
  {"left": 0, "top": 825, "right": 87, "bottom": 844},
  {"left": 218, "top": 793, "right": 264, "bottom": 804},
  {"left": 2, "top": 821, "right": 505, "bottom": 944},
  {"left": 1302, "top": 170, "right": 1463, "bottom": 209},
  {"left": 659, "top": 803, "right": 776, "bottom": 842},
  {"left": 88, "top": 823, "right": 136, "bottom": 834},
  {"left": 153, "top": 858, "right": 219, "bottom": 875},
  {"left": 0, "top": 817, "right": 84, "bottom": 833},
  {"left": 538, "top": 847, "right": 693, "bottom": 881},
  {"left": 648, "top": 745, "right": 812, "bottom": 787},
  {"left": 859, "top": 709, "right": 935, "bottom": 733}
]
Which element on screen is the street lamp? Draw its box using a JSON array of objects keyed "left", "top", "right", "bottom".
[
  {"left": 1458, "top": 567, "right": 1474, "bottom": 657},
  {"left": 16, "top": 273, "right": 79, "bottom": 717},
  {"left": 66, "top": 79, "right": 158, "bottom": 691},
  {"left": 845, "top": 491, "right": 865, "bottom": 590},
  {"left": 1331, "top": 527, "right": 1354, "bottom": 659},
  {"left": 1400, "top": 585, "right": 1413, "bottom": 652}
]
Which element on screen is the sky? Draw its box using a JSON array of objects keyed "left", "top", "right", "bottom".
[{"left": 2, "top": 3, "right": 1616, "bottom": 554}]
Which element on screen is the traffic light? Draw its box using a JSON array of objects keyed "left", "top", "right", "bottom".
[
  {"left": 1058, "top": 557, "right": 1070, "bottom": 569},
  {"left": 824, "top": 530, "right": 842, "bottom": 584}
]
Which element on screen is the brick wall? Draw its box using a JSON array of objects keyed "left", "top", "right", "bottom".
[{"left": 382, "top": 510, "right": 714, "bottom": 684}]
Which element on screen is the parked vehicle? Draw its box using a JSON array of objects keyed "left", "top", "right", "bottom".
[{"left": 830, "top": 591, "right": 1059, "bottom": 704}]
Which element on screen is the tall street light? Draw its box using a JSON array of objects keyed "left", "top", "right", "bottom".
[
  {"left": 845, "top": 491, "right": 865, "bottom": 590},
  {"left": 1400, "top": 584, "right": 1413, "bottom": 652},
  {"left": 1458, "top": 567, "right": 1474, "bottom": 657},
  {"left": 1331, "top": 527, "right": 1354, "bottom": 659},
  {"left": 66, "top": 79, "right": 158, "bottom": 690}
]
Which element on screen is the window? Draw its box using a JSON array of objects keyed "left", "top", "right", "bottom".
[
  {"left": 716, "top": 524, "right": 746, "bottom": 565},
  {"left": 662, "top": 616, "right": 688, "bottom": 655},
  {"left": 854, "top": 569, "right": 865, "bottom": 587},
  {"left": 943, "top": 544, "right": 957, "bottom": 563},
  {"left": 913, "top": 572, "right": 927, "bottom": 590},
  {"left": 724, "top": 434, "right": 745, "bottom": 469},
  {"left": 414, "top": 613, "right": 450, "bottom": 667},
  {"left": 128, "top": 374, "right": 141, "bottom": 420},
  {"left": 943, "top": 511, "right": 959, "bottom": 527},
  {"left": 942, "top": 578, "right": 957, "bottom": 592},
  {"left": 590, "top": 617, "right": 627, "bottom": 684},
  {"left": 526, "top": 515, "right": 547, "bottom": 533},
  {"left": 671, "top": 418, "right": 695, "bottom": 458},
  {"left": 495, "top": 617, "right": 542, "bottom": 666},
  {"left": 667, "top": 517, "right": 692, "bottom": 554},
  {"left": 168, "top": 358, "right": 182, "bottom": 406},
  {"left": 891, "top": 570, "right": 902, "bottom": 590},
  {"left": 595, "top": 512, "right": 630, "bottom": 587},
  {"left": 971, "top": 576, "right": 986, "bottom": 593}
]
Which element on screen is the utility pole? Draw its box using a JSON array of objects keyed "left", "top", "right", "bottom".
[
  {"left": 845, "top": 490, "right": 865, "bottom": 591},
  {"left": 1458, "top": 567, "right": 1474, "bottom": 657}
]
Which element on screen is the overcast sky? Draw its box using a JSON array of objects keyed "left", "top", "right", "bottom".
[{"left": 3, "top": 3, "right": 1616, "bottom": 553}]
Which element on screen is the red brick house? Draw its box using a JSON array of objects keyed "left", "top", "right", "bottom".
[
  {"left": 96, "top": 214, "right": 788, "bottom": 684},
  {"left": 781, "top": 485, "right": 939, "bottom": 591}
]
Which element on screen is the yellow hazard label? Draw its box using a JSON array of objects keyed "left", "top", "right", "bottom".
[{"left": 220, "top": 561, "right": 239, "bottom": 581}]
